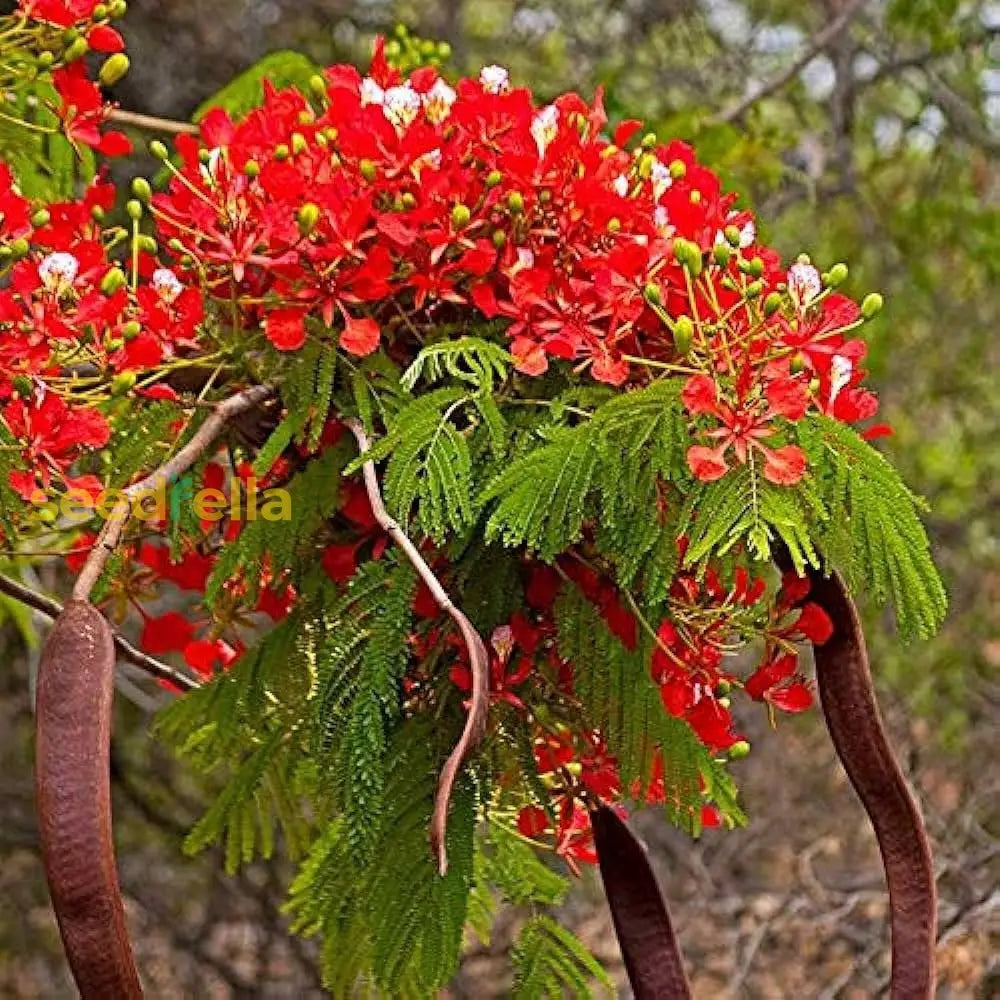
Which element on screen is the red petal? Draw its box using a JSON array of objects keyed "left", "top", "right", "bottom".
[
  {"left": 686, "top": 444, "right": 728, "bottom": 482},
  {"left": 681, "top": 374, "right": 719, "bottom": 415},
  {"left": 794, "top": 602, "right": 834, "bottom": 644},
  {"left": 140, "top": 611, "right": 195, "bottom": 655},
  {"left": 768, "top": 682, "right": 814, "bottom": 712},
  {"left": 339, "top": 313, "right": 380, "bottom": 356},
  {"left": 265, "top": 308, "right": 307, "bottom": 351},
  {"left": 762, "top": 444, "right": 807, "bottom": 485}
]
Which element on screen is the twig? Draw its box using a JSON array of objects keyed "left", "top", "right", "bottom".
[
  {"left": 712, "top": 0, "right": 868, "bottom": 125},
  {"left": 0, "top": 572, "right": 198, "bottom": 691},
  {"left": 72, "top": 384, "right": 274, "bottom": 603},
  {"left": 109, "top": 107, "right": 199, "bottom": 135},
  {"left": 345, "top": 418, "right": 489, "bottom": 876}
]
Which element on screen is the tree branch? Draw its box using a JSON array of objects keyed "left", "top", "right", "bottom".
[
  {"left": 109, "top": 107, "right": 199, "bottom": 135},
  {"left": 712, "top": 0, "right": 868, "bottom": 125},
  {"left": 0, "top": 572, "right": 198, "bottom": 691},
  {"left": 72, "top": 384, "right": 275, "bottom": 603},
  {"left": 344, "top": 418, "right": 489, "bottom": 876}
]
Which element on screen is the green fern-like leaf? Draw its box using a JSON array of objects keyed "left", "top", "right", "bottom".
[
  {"left": 802, "top": 416, "right": 948, "bottom": 639},
  {"left": 510, "top": 916, "right": 615, "bottom": 1000},
  {"left": 401, "top": 336, "right": 512, "bottom": 392}
]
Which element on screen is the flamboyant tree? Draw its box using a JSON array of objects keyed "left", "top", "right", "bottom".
[{"left": 0, "top": 4, "right": 946, "bottom": 997}]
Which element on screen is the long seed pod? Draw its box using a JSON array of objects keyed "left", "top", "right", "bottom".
[
  {"left": 591, "top": 805, "right": 692, "bottom": 999},
  {"left": 802, "top": 567, "right": 937, "bottom": 999},
  {"left": 34, "top": 600, "right": 144, "bottom": 999}
]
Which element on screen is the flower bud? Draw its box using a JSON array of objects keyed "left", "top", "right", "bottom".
[
  {"left": 643, "top": 281, "right": 662, "bottom": 305},
  {"left": 135, "top": 235, "right": 158, "bottom": 254},
  {"left": 126, "top": 199, "right": 143, "bottom": 220},
  {"left": 64, "top": 37, "right": 90, "bottom": 63},
  {"left": 763, "top": 291, "right": 783, "bottom": 317},
  {"left": 714, "top": 679, "right": 732, "bottom": 695},
  {"left": 507, "top": 191, "right": 524, "bottom": 214},
  {"left": 745, "top": 279, "right": 764, "bottom": 299},
  {"left": 111, "top": 371, "right": 137, "bottom": 396},
  {"left": 109, "top": 0, "right": 127, "bottom": 17},
  {"left": 38, "top": 51, "right": 55, "bottom": 68},
  {"left": 308, "top": 74, "right": 327, "bottom": 101},
  {"left": 729, "top": 740, "right": 751, "bottom": 760},
  {"left": 98, "top": 53, "right": 130, "bottom": 87},
  {"left": 673, "top": 315, "right": 694, "bottom": 355},
  {"left": 244, "top": 159, "right": 260, "bottom": 178},
  {"left": 638, "top": 152, "right": 656, "bottom": 180},
  {"left": 789, "top": 352, "right": 806, "bottom": 374},
  {"left": 9, "top": 237, "right": 29, "bottom": 259},
  {"left": 713, "top": 242, "right": 731, "bottom": 267},
  {"left": 93, "top": 3, "right": 108, "bottom": 18},
  {"left": 641, "top": 132, "right": 658, "bottom": 149},
  {"left": 492, "top": 230, "right": 506, "bottom": 248},
  {"left": 825, "top": 262, "right": 849, "bottom": 287},
  {"left": 104, "top": 337, "right": 124, "bottom": 351},
  {"left": 861, "top": 292, "right": 884, "bottom": 318},
  {"left": 747, "top": 256, "right": 764, "bottom": 278},
  {"left": 297, "top": 202, "right": 321, "bottom": 236},
  {"left": 673, "top": 238, "right": 702, "bottom": 276},
  {"left": 291, "top": 132, "right": 308, "bottom": 155},
  {"left": 485, "top": 169, "right": 502, "bottom": 188},
  {"left": 359, "top": 159, "right": 377, "bottom": 181},
  {"left": 130, "top": 177, "right": 152, "bottom": 202},
  {"left": 401, "top": 192, "right": 416, "bottom": 209},
  {"left": 724, "top": 224, "right": 742, "bottom": 247},
  {"left": 31, "top": 208, "right": 51, "bottom": 228},
  {"left": 668, "top": 159, "right": 687, "bottom": 179},
  {"left": 121, "top": 320, "right": 142, "bottom": 340},
  {"left": 274, "top": 143, "right": 290, "bottom": 161},
  {"left": 451, "top": 203, "right": 472, "bottom": 229},
  {"left": 607, "top": 217, "right": 621, "bottom": 233},
  {"left": 149, "top": 139, "right": 169, "bottom": 160},
  {"left": 167, "top": 237, "right": 185, "bottom": 252},
  {"left": 100, "top": 267, "right": 126, "bottom": 294},
  {"left": 12, "top": 375, "right": 33, "bottom": 397}
]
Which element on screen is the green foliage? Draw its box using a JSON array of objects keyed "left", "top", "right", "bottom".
[
  {"left": 207, "top": 440, "right": 351, "bottom": 606},
  {"left": 401, "top": 336, "right": 512, "bottom": 393},
  {"left": 0, "top": 79, "right": 94, "bottom": 200},
  {"left": 801, "top": 416, "right": 948, "bottom": 640},
  {"left": 510, "top": 916, "right": 615, "bottom": 999},
  {"left": 477, "top": 823, "right": 569, "bottom": 908},
  {"left": 103, "top": 400, "right": 179, "bottom": 489},
  {"left": 254, "top": 340, "right": 338, "bottom": 475},
  {"left": 286, "top": 724, "right": 476, "bottom": 998},
  {"left": 194, "top": 50, "right": 322, "bottom": 121}
]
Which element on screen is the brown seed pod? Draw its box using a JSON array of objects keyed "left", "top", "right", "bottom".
[
  {"left": 34, "top": 600, "right": 144, "bottom": 999},
  {"left": 804, "top": 568, "right": 937, "bottom": 999},
  {"left": 591, "top": 805, "right": 691, "bottom": 999}
]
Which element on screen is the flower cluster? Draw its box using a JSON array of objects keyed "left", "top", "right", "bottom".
[{"left": 8, "top": 0, "right": 131, "bottom": 156}]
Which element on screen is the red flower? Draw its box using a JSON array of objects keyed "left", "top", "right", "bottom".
[{"left": 745, "top": 653, "right": 813, "bottom": 713}]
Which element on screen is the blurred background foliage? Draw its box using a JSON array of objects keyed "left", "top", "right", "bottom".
[{"left": 1, "top": 0, "right": 997, "bottom": 996}]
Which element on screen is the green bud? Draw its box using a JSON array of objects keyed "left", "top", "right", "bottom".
[
  {"left": 135, "top": 235, "right": 157, "bottom": 254},
  {"left": 789, "top": 352, "right": 806, "bottom": 375},
  {"left": 91, "top": 205, "right": 105, "bottom": 222},
  {"left": 724, "top": 224, "right": 742, "bottom": 247},
  {"left": 12, "top": 375, "right": 33, "bottom": 397},
  {"left": 826, "top": 262, "right": 849, "bottom": 287},
  {"left": 297, "top": 202, "right": 321, "bottom": 236},
  {"left": 643, "top": 281, "right": 662, "bottom": 306},
  {"left": 359, "top": 159, "right": 377, "bottom": 182},
  {"left": 714, "top": 679, "right": 732, "bottom": 696},
  {"left": 507, "top": 191, "right": 524, "bottom": 214},
  {"left": 401, "top": 192, "right": 416, "bottom": 210},
  {"left": 291, "top": 132, "right": 308, "bottom": 155},
  {"left": 64, "top": 37, "right": 90, "bottom": 63},
  {"left": 861, "top": 292, "right": 884, "bottom": 319},
  {"left": 745, "top": 279, "right": 764, "bottom": 299},
  {"left": 747, "top": 256, "right": 764, "bottom": 279},
  {"left": 607, "top": 217, "right": 621, "bottom": 233},
  {"left": 309, "top": 74, "right": 327, "bottom": 101},
  {"left": 713, "top": 242, "right": 731, "bottom": 267},
  {"left": 37, "top": 51, "right": 55, "bottom": 68},
  {"left": 539, "top": 189, "right": 552, "bottom": 204},
  {"left": 673, "top": 315, "right": 694, "bottom": 355},
  {"left": 451, "top": 203, "right": 472, "bottom": 229},
  {"left": 274, "top": 143, "right": 290, "bottom": 161},
  {"left": 668, "top": 158, "right": 687, "bottom": 179},
  {"left": 104, "top": 337, "right": 124, "bottom": 352},
  {"left": 491, "top": 229, "right": 507, "bottom": 248},
  {"left": 638, "top": 152, "right": 656, "bottom": 180},
  {"left": 9, "top": 237, "right": 29, "bottom": 259},
  {"left": 121, "top": 320, "right": 142, "bottom": 340},
  {"left": 149, "top": 140, "right": 169, "bottom": 161},
  {"left": 729, "top": 740, "right": 751, "bottom": 760},
  {"left": 111, "top": 371, "right": 137, "bottom": 396},
  {"left": 641, "top": 132, "right": 658, "bottom": 149},
  {"left": 108, "top": 0, "right": 127, "bottom": 17},
  {"left": 167, "top": 237, "right": 185, "bottom": 253},
  {"left": 485, "top": 169, "right": 502, "bottom": 188},
  {"left": 93, "top": 3, "right": 108, "bottom": 18},
  {"left": 31, "top": 208, "right": 51, "bottom": 228},
  {"left": 763, "top": 291, "right": 783, "bottom": 317},
  {"left": 673, "top": 237, "right": 702, "bottom": 276},
  {"left": 131, "top": 177, "right": 152, "bottom": 202},
  {"left": 324, "top": 127, "right": 338, "bottom": 143},
  {"left": 98, "top": 53, "right": 130, "bottom": 88},
  {"left": 126, "top": 199, "right": 143, "bottom": 220},
  {"left": 100, "top": 267, "right": 126, "bottom": 295},
  {"left": 244, "top": 159, "right": 260, "bottom": 178}
]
